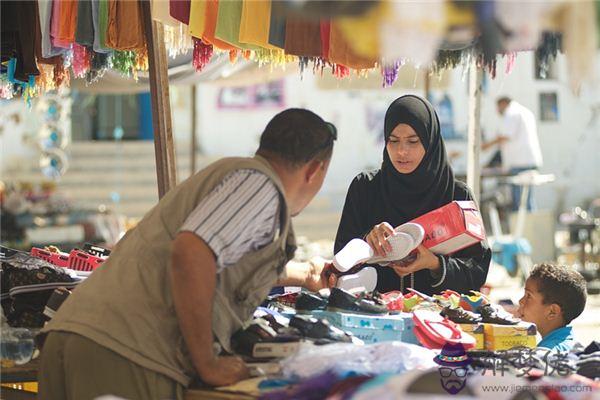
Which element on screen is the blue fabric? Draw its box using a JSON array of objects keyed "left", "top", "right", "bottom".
[
  {"left": 537, "top": 326, "right": 576, "bottom": 353},
  {"left": 509, "top": 167, "right": 537, "bottom": 211},
  {"left": 491, "top": 238, "right": 531, "bottom": 275}
]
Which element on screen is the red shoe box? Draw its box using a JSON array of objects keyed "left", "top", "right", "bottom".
[
  {"left": 67, "top": 249, "right": 105, "bottom": 271},
  {"left": 410, "top": 201, "right": 485, "bottom": 255},
  {"left": 31, "top": 248, "right": 70, "bottom": 268}
]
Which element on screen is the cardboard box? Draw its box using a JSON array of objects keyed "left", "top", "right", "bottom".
[
  {"left": 483, "top": 322, "right": 537, "bottom": 337},
  {"left": 484, "top": 322, "right": 537, "bottom": 351},
  {"left": 410, "top": 201, "right": 486, "bottom": 255},
  {"left": 460, "top": 323, "right": 484, "bottom": 350},
  {"left": 251, "top": 342, "right": 301, "bottom": 358},
  {"left": 312, "top": 310, "right": 418, "bottom": 345}
]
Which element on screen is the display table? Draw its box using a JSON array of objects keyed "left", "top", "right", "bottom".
[{"left": 0, "top": 360, "right": 258, "bottom": 400}]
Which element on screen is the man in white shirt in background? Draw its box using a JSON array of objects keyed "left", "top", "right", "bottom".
[{"left": 483, "top": 97, "right": 543, "bottom": 211}]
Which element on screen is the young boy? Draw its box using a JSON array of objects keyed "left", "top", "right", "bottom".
[{"left": 517, "top": 263, "right": 587, "bottom": 352}]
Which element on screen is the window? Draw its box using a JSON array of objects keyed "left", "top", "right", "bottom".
[
  {"left": 534, "top": 53, "right": 558, "bottom": 80},
  {"left": 539, "top": 92, "right": 559, "bottom": 122}
]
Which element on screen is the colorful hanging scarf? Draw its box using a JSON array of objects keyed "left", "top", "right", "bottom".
[
  {"left": 75, "top": 0, "right": 94, "bottom": 46},
  {"left": 284, "top": 19, "right": 323, "bottom": 57},
  {"left": 54, "top": 0, "right": 79, "bottom": 46},
  {"left": 215, "top": 0, "right": 259, "bottom": 50},
  {"left": 38, "top": 0, "right": 64, "bottom": 57},
  {"left": 50, "top": 0, "right": 74, "bottom": 48},
  {"left": 328, "top": 22, "right": 376, "bottom": 70},
  {"left": 189, "top": 0, "right": 207, "bottom": 39},
  {"left": 170, "top": 0, "right": 191, "bottom": 25},
  {"left": 106, "top": 0, "right": 146, "bottom": 51},
  {"left": 202, "top": 0, "right": 237, "bottom": 51},
  {"left": 335, "top": 1, "right": 385, "bottom": 60},
  {"left": 268, "top": 0, "right": 286, "bottom": 49},
  {"left": 98, "top": 0, "right": 109, "bottom": 49},
  {"left": 239, "top": 0, "right": 278, "bottom": 49}
]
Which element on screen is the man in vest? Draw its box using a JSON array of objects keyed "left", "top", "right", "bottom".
[{"left": 38, "top": 109, "right": 338, "bottom": 399}]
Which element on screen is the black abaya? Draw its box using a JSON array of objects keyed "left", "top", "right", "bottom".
[{"left": 334, "top": 95, "right": 491, "bottom": 295}]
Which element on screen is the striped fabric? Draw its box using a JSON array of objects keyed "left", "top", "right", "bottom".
[{"left": 179, "top": 169, "right": 280, "bottom": 272}]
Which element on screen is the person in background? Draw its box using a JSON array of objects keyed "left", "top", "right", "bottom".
[
  {"left": 517, "top": 263, "right": 587, "bottom": 352},
  {"left": 482, "top": 97, "right": 543, "bottom": 211},
  {"left": 38, "top": 109, "right": 338, "bottom": 399},
  {"left": 334, "top": 95, "right": 491, "bottom": 296}
]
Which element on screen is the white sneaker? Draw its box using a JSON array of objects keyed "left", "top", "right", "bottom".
[
  {"left": 395, "top": 222, "right": 425, "bottom": 246},
  {"left": 332, "top": 224, "right": 424, "bottom": 272},
  {"left": 336, "top": 266, "right": 378, "bottom": 292}
]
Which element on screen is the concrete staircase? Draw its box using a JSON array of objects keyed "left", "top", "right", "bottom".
[{"left": 5, "top": 141, "right": 342, "bottom": 241}]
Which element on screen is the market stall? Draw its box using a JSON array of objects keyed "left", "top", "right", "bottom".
[{"left": 1, "top": 0, "right": 599, "bottom": 399}]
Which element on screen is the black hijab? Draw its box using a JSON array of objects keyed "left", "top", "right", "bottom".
[{"left": 379, "top": 95, "right": 455, "bottom": 221}]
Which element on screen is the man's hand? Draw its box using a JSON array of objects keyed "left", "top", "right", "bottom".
[
  {"left": 391, "top": 245, "right": 440, "bottom": 277},
  {"left": 304, "top": 257, "right": 337, "bottom": 292},
  {"left": 278, "top": 257, "right": 337, "bottom": 291},
  {"left": 197, "top": 356, "right": 249, "bottom": 387}
]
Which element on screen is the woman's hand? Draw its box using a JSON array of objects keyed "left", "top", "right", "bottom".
[
  {"left": 391, "top": 245, "right": 440, "bottom": 277},
  {"left": 365, "top": 222, "right": 395, "bottom": 257}
]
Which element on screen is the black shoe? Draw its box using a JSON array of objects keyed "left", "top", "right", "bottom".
[
  {"left": 478, "top": 304, "right": 519, "bottom": 325},
  {"left": 295, "top": 292, "right": 328, "bottom": 313},
  {"left": 440, "top": 305, "right": 482, "bottom": 324},
  {"left": 327, "top": 287, "right": 388, "bottom": 315},
  {"left": 289, "top": 315, "right": 353, "bottom": 343}
]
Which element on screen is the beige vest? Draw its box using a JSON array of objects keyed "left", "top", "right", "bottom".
[{"left": 42, "top": 156, "right": 296, "bottom": 386}]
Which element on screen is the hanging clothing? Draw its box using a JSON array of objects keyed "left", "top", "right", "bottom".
[
  {"left": 169, "top": 0, "right": 190, "bottom": 25},
  {"left": 328, "top": 22, "right": 376, "bottom": 70},
  {"left": 91, "top": 0, "right": 109, "bottom": 53},
  {"left": 75, "top": 0, "right": 94, "bottom": 46},
  {"left": 334, "top": 95, "right": 490, "bottom": 295},
  {"left": 38, "top": 0, "right": 65, "bottom": 58},
  {"left": 239, "top": 0, "right": 278, "bottom": 49},
  {"left": 188, "top": 0, "right": 207, "bottom": 39},
  {"left": 284, "top": 19, "right": 323, "bottom": 57},
  {"left": 106, "top": 0, "right": 146, "bottom": 51},
  {"left": 201, "top": 0, "right": 236, "bottom": 51},
  {"left": 268, "top": 1, "right": 286, "bottom": 49},
  {"left": 34, "top": 2, "right": 64, "bottom": 66},
  {"left": 52, "top": 0, "right": 79, "bottom": 47},
  {"left": 1, "top": 1, "right": 40, "bottom": 82},
  {"left": 97, "top": 0, "right": 109, "bottom": 49},
  {"left": 214, "top": 0, "right": 258, "bottom": 50},
  {"left": 320, "top": 21, "right": 331, "bottom": 60},
  {"left": 50, "top": 0, "right": 73, "bottom": 48},
  {"left": 334, "top": 1, "right": 386, "bottom": 60}
]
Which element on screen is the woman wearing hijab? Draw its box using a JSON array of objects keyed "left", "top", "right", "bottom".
[{"left": 334, "top": 95, "right": 491, "bottom": 295}]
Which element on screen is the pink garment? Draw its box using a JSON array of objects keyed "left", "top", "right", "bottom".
[{"left": 50, "top": 0, "right": 72, "bottom": 48}]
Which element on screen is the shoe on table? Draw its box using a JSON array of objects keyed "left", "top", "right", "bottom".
[
  {"left": 440, "top": 305, "right": 482, "bottom": 324},
  {"left": 478, "top": 304, "right": 520, "bottom": 325},
  {"left": 459, "top": 291, "right": 489, "bottom": 312},
  {"left": 290, "top": 315, "right": 353, "bottom": 343},
  {"left": 327, "top": 287, "right": 388, "bottom": 315},
  {"left": 295, "top": 292, "right": 328, "bottom": 313}
]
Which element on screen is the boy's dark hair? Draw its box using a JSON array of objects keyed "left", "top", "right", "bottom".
[
  {"left": 530, "top": 264, "right": 587, "bottom": 324},
  {"left": 497, "top": 96, "right": 512, "bottom": 105},
  {"left": 258, "top": 109, "right": 337, "bottom": 167}
]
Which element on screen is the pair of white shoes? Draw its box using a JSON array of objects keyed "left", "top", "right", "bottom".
[{"left": 333, "top": 223, "right": 425, "bottom": 293}]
